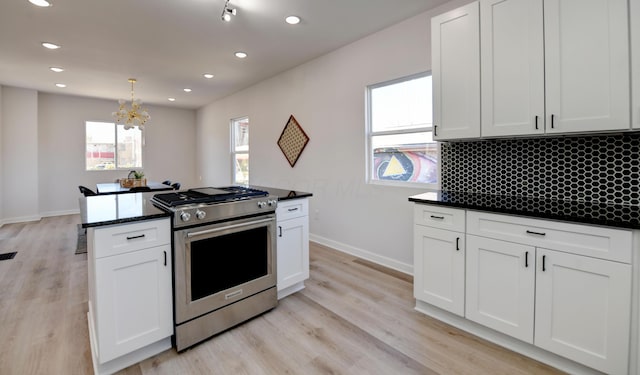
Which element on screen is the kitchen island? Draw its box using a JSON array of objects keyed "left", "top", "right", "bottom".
[
  {"left": 409, "top": 191, "right": 640, "bottom": 375},
  {"left": 79, "top": 186, "right": 312, "bottom": 373}
]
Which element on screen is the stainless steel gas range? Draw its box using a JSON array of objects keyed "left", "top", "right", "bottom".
[{"left": 151, "top": 186, "right": 278, "bottom": 351}]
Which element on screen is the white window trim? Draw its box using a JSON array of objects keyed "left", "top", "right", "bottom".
[
  {"left": 230, "top": 116, "right": 249, "bottom": 185},
  {"left": 85, "top": 121, "right": 145, "bottom": 171},
  {"left": 365, "top": 72, "right": 440, "bottom": 190}
]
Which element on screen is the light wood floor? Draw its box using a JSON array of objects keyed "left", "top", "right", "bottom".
[{"left": 0, "top": 215, "right": 563, "bottom": 374}]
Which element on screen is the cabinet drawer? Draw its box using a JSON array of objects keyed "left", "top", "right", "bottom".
[
  {"left": 276, "top": 198, "right": 308, "bottom": 221},
  {"left": 414, "top": 204, "right": 465, "bottom": 232},
  {"left": 467, "top": 211, "right": 632, "bottom": 263},
  {"left": 93, "top": 218, "right": 171, "bottom": 258}
]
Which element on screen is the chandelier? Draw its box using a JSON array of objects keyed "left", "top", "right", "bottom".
[{"left": 112, "top": 78, "right": 150, "bottom": 130}]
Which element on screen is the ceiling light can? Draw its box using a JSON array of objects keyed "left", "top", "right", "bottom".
[
  {"left": 29, "top": 0, "right": 51, "bottom": 7},
  {"left": 168, "top": 98, "right": 176, "bottom": 102},
  {"left": 285, "top": 15, "right": 301, "bottom": 25},
  {"left": 203, "top": 73, "right": 214, "bottom": 79},
  {"left": 183, "top": 88, "right": 192, "bottom": 93},
  {"left": 42, "top": 42, "right": 60, "bottom": 49},
  {"left": 235, "top": 52, "right": 247, "bottom": 59},
  {"left": 55, "top": 83, "right": 66, "bottom": 88},
  {"left": 49, "top": 67, "right": 64, "bottom": 73}
]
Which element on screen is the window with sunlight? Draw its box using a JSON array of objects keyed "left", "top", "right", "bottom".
[
  {"left": 86, "top": 121, "right": 142, "bottom": 171},
  {"left": 367, "top": 73, "right": 438, "bottom": 188},
  {"left": 231, "top": 117, "right": 249, "bottom": 185}
]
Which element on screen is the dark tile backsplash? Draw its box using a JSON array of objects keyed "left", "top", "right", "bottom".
[{"left": 440, "top": 133, "right": 640, "bottom": 206}]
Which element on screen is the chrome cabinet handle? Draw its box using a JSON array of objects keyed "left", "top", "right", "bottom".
[
  {"left": 526, "top": 230, "right": 546, "bottom": 236},
  {"left": 126, "top": 234, "right": 145, "bottom": 240}
]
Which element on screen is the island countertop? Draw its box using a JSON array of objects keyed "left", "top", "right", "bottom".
[
  {"left": 409, "top": 190, "right": 640, "bottom": 230},
  {"left": 80, "top": 192, "right": 170, "bottom": 228}
]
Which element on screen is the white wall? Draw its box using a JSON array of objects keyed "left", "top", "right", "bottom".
[
  {"left": 2, "top": 87, "right": 39, "bottom": 222},
  {"left": 36, "top": 93, "right": 198, "bottom": 217},
  {"left": 197, "top": 0, "right": 470, "bottom": 272},
  {"left": 0, "top": 86, "right": 3, "bottom": 221}
]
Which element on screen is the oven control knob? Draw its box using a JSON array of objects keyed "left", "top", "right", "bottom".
[
  {"left": 257, "top": 201, "right": 267, "bottom": 208},
  {"left": 180, "top": 211, "right": 191, "bottom": 222},
  {"left": 268, "top": 199, "right": 277, "bottom": 207},
  {"left": 195, "top": 210, "right": 206, "bottom": 220}
]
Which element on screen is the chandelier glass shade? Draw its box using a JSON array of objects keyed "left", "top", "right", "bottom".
[{"left": 112, "top": 78, "right": 150, "bottom": 130}]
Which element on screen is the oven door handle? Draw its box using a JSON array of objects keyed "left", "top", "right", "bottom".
[{"left": 186, "top": 217, "right": 274, "bottom": 238}]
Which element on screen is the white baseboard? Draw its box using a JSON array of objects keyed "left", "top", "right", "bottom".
[
  {"left": 1, "top": 214, "right": 42, "bottom": 225},
  {"left": 309, "top": 233, "right": 413, "bottom": 275},
  {"left": 40, "top": 209, "right": 80, "bottom": 218}
]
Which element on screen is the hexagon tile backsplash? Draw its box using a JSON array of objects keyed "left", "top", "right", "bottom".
[{"left": 440, "top": 133, "right": 640, "bottom": 206}]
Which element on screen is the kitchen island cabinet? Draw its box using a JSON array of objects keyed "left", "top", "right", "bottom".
[
  {"left": 276, "top": 197, "right": 310, "bottom": 299},
  {"left": 87, "top": 218, "right": 173, "bottom": 375},
  {"left": 409, "top": 192, "right": 639, "bottom": 375}
]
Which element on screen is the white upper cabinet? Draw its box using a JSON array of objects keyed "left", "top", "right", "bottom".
[
  {"left": 480, "top": 0, "right": 545, "bottom": 137},
  {"left": 432, "top": 2, "right": 480, "bottom": 140},
  {"left": 544, "top": 0, "right": 630, "bottom": 134},
  {"left": 438, "top": 0, "right": 631, "bottom": 140},
  {"left": 632, "top": 0, "right": 640, "bottom": 129}
]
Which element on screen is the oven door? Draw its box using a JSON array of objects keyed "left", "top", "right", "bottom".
[{"left": 174, "top": 214, "right": 277, "bottom": 324}]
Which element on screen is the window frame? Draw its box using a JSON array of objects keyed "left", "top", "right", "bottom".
[
  {"left": 85, "top": 121, "right": 144, "bottom": 171},
  {"left": 365, "top": 71, "right": 440, "bottom": 189},
  {"left": 230, "top": 116, "right": 249, "bottom": 185}
]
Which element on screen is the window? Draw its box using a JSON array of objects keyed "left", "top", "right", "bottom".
[
  {"left": 85, "top": 121, "right": 142, "bottom": 171},
  {"left": 231, "top": 117, "right": 249, "bottom": 185},
  {"left": 366, "top": 72, "right": 438, "bottom": 188}
]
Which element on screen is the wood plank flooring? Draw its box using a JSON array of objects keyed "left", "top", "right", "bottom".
[{"left": 0, "top": 215, "right": 563, "bottom": 374}]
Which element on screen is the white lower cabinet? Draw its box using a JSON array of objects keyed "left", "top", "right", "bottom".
[
  {"left": 88, "top": 218, "right": 173, "bottom": 375},
  {"left": 414, "top": 224, "right": 465, "bottom": 316},
  {"left": 413, "top": 205, "right": 635, "bottom": 375},
  {"left": 535, "top": 248, "right": 631, "bottom": 375},
  {"left": 465, "top": 235, "right": 535, "bottom": 343},
  {"left": 276, "top": 198, "right": 310, "bottom": 299}
]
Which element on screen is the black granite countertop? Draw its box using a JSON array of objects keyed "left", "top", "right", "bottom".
[
  {"left": 250, "top": 186, "right": 313, "bottom": 201},
  {"left": 409, "top": 191, "right": 640, "bottom": 230},
  {"left": 80, "top": 192, "right": 170, "bottom": 228},
  {"left": 80, "top": 186, "right": 312, "bottom": 228}
]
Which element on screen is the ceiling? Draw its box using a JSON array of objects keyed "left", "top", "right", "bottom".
[{"left": 0, "top": 0, "right": 449, "bottom": 109}]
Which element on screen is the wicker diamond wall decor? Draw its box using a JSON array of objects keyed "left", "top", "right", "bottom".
[{"left": 277, "top": 115, "right": 309, "bottom": 167}]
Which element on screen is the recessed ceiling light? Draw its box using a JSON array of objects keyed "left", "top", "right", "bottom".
[
  {"left": 285, "top": 15, "right": 301, "bottom": 25},
  {"left": 203, "top": 73, "right": 214, "bottom": 79},
  {"left": 183, "top": 88, "right": 192, "bottom": 93},
  {"left": 168, "top": 98, "right": 176, "bottom": 102},
  {"left": 235, "top": 51, "right": 247, "bottom": 59},
  {"left": 55, "top": 83, "right": 66, "bottom": 88},
  {"left": 29, "top": 0, "right": 52, "bottom": 7},
  {"left": 41, "top": 42, "right": 60, "bottom": 49},
  {"left": 49, "top": 66, "right": 64, "bottom": 73}
]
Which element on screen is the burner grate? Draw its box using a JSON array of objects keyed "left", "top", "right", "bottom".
[{"left": 153, "top": 186, "right": 268, "bottom": 207}]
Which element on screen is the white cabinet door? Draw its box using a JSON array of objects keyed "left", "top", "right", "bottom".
[
  {"left": 544, "top": 0, "right": 630, "bottom": 133},
  {"left": 480, "top": 0, "right": 544, "bottom": 137},
  {"left": 466, "top": 235, "right": 535, "bottom": 343},
  {"left": 535, "top": 248, "right": 631, "bottom": 375},
  {"left": 95, "top": 244, "right": 173, "bottom": 363},
  {"left": 432, "top": 2, "right": 480, "bottom": 140},
  {"left": 277, "top": 216, "right": 309, "bottom": 293},
  {"left": 414, "top": 225, "right": 465, "bottom": 316},
  {"left": 632, "top": 0, "right": 640, "bottom": 129}
]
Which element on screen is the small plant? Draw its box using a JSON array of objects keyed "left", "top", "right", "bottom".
[{"left": 133, "top": 171, "right": 145, "bottom": 179}]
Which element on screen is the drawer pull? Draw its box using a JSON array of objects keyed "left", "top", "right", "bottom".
[
  {"left": 525, "top": 251, "right": 529, "bottom": 268},
  {"left": 278, "top": 226, "right": 282, "bottom": 237},
  {"left": 126, "top": 234, "right": 146, "bottom": 240},
  {"left": 542, "top": 255, "right": 546, "bottom": 272},
  {"left": 534, "top": 115, "right": 539, "bottom": 130},
  {"left": 526, "top": 230, "right": 546, "bottom": 236},
  {"left": 163, "top": 251, "right": 167, "bottom": 266},
  {"left": 456, "top": 237, "right": 460, "bottom": 251},
  {"left": 551, "top": 114, "right": 555, "bottom": 129},
  {"left": 430, "top": 215, "right": 445, "bottom": 220}
]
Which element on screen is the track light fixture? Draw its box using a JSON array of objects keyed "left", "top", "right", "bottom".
[{"left": 221, "top": 0, "right": 236, "bottom": 22}]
